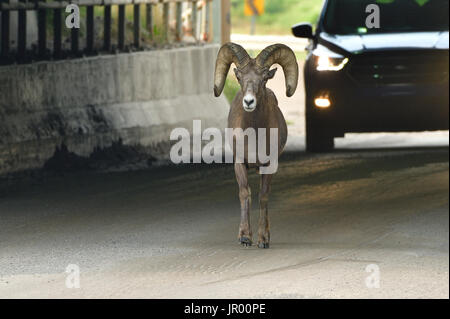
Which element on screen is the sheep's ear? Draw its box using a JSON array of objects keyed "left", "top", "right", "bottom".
[{"left": 266, "top": 68, "right": 277, "bottom": 80}]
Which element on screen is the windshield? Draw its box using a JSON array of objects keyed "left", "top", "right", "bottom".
[{"left": 323, "top": 0, "right": 449, "bottom": 35}]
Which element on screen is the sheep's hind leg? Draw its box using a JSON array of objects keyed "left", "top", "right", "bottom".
[
  {"left": 235, "top": 162, "right": 252, "bottom": 246},
  {"left": 257, "top": 173, "right": 272, "bottom": 248}
]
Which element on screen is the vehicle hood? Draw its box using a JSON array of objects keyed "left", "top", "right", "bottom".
[{"left": 319, "top": 31, "right": 449, "bottom": 54}]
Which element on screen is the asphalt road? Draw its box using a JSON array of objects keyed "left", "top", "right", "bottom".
[
  {"left": 0, "top": 147, "right": 448, "bottom": 298},
  {"left": 230, "top": 34, "right": 308, "bottom": 51},
  {"left": 1, "top": 36, "right": 448, "bottom": 298}
]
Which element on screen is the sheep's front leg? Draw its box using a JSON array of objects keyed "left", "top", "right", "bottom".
[
  {"left": 235, "top": 162, "right": 252, "bottom": 246},
  {"left": 257, "top": 173, "right": 272, "bottom": 248}
]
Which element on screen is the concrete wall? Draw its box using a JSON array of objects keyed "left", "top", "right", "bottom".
[{"left": 0, "top": 45, "right": 229, "bottom": 175}]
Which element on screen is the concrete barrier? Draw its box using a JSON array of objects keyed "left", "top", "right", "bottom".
[{"left": 0, "top": 44, "right": 229, "bottom": 175}]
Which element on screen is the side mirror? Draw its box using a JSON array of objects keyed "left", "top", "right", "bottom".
[{"left": 292, "top": 23, "right": 314, "bottom": 39}]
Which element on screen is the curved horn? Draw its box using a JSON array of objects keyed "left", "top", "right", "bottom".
[
  {"left": 214, "top": 43, "right": 251, "bottom": 97},
  {"left": 256, "top": 44, "right": 299, "bottom": 97}
]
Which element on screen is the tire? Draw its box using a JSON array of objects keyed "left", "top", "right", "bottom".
[{"left": 305, "top": 114, "right": 335, "bottom": 152}]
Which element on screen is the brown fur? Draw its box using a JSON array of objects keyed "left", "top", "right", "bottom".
[
  {"left": 229, "top": 63, "right": 288, "bottom": 249},
  {"left": 214, "top": 43, "right": 298, "bottom": 248}
]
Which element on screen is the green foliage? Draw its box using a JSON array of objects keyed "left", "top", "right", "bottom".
[
  {"left": 45, "top": 4, "right": 168, "bottom": 48},
  {"left": 231, "top": 0, "right": 323, "bottom": 35},
  {"left": 223, "top": 75, "right": 241, "bottom": 104}
]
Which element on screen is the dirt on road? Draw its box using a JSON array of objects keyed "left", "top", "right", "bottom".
[
  {"left": 0, "top": 148, "right": 448, "bottom": 298},
  {"left": 0, "top": 38, "right": 448, "bottom": 298}
]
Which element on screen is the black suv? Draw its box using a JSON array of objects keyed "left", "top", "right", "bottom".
[{"left": 293, "top": 0, "right": 449, "bottom": 151}]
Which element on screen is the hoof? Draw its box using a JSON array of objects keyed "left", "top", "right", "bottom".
[
  {"left": 239, "top": 237, "right": 252, "bottom": 247},
  {"left": 257, "top": 242, "right": 270, "bottom": 249}
]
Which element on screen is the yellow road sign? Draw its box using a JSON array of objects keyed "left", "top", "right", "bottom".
[{"left": 244, "top": 0, "right": 264, "bottom": 16}]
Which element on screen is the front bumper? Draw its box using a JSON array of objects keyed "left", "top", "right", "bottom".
[{"left": 305, "top": 54, "right": 450, "bottom": 135}]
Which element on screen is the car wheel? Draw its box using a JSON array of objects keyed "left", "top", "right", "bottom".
[{"left": 305, "top": 116, "right": 335, "bottom": 152}]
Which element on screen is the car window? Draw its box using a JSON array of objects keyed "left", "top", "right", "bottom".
[{"left": 323, "top": 0, "right": 449, "bottom": 35}]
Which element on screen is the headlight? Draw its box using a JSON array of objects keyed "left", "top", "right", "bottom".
[
  {"left": 316, "top": 55, "right": 349, "bottom": 71},
  {"left": 313, "top": 45, "right": 349, "bottom": 72}
]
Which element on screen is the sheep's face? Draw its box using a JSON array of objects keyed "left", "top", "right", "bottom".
[{"left": 234, "top": 65, "right": 277, "bottom": 112}]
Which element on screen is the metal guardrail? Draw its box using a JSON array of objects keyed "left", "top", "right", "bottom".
[{"left": 0, "top": 0, "right": 212, "bottom": 64}]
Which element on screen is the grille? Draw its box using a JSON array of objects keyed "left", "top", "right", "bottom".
[{"left": 348, "top": 50, "right": 449, "bottom": 86}]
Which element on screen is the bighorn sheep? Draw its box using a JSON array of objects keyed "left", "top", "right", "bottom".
[{"left": 214, "top": 43, "right": 299, "bottom": 248}]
